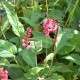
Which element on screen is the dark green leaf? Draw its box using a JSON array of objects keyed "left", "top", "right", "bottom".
[
  {"left": 0, "top": 39, "right": 17, "bottom": 57},
  {"left": 64, "top": 54, "right": 80, "bottom": 65},
  {"left": 33, "top": 31, "right": 53, "bottom": 48},
  {"left": 46, "top": 73, "right": 65, "bottom": 80},
  {"left": 19, "top": 48, "right": 36, "bottom": 67},
  {"left": 20, "top": 17, "right": 38, "bottom": 28}
]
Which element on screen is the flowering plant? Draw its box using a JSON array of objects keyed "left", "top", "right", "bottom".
[
  {"left": 22, "top": 27, "right": 32, "bottom": 49},
  {"left": 0, "top": 0, "right": 80, "bottom": 80},
  {"left": 0, "top": 68, "right": 8, "bottom": 80}
]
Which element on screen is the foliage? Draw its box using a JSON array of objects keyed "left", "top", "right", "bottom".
[{"left": 0, "top": 0, "right": 80, "bottom": 80}]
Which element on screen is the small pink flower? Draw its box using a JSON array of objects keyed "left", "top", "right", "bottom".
[
  {"left": 43, "top": 29, "right": 49, "bottom": 37},
  {"left": 22, "top": 39, "right": 26, "bottom": 43},
  {"left": 27, "top": 45, "right": 30, "bottom": 49},
  {"left": 27, "top": 27, "right": 31, "bottom": 32},
  {"left": 22, "top": 27, "right": 31, "bottom": 49},
  {"left": 43, "top": 18, "right": 53, "bottom": 29},
  {"left": 0, "top": 68, "right": 8, "bottom": 80},
  {"left": 52, "top": 24, "right": 58, "bottom": 32},
  {"left": 53, "top": 18, "right": 56, "bottom": 23},
  {"left": 43, "top": 18, "right": 59, "bottom": 37},
  {"left": 22, "top": 43, "right": 26, "bottom": 47}
]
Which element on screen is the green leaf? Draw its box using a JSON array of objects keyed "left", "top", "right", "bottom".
[
  {"left": 46, "top": 73, "right": 65, "bottom": 80},
  {"left": 31, "top": 11, "right": 45, "bottom": 22},
  {"left": 10, "top": 37, "right": 19, "bottom": 45},
  {"left": 19, "top": 48, "right": 36, "bottom": 67},
  {"left": 57, "top": 42, "right": 73, "bottom": 55},
  {"left": 15, "top": 77, "right": 25, "bottom": 80},
  {"left": 30, "top": 67, "right": 43, "bottom": 75},
  {"left": 0, "top": 16, "right": 10, "bottom": 36},
  {"left": 22, "top": 7, "right": 32, "bottom": 18},
  {"left": 0, "top": 39, "right": 17, "bottom": 57},
  {"left": 63, "top": 72, "right": 72, "bottom": 80},
  {"left": 3, "top": 4, "right": 24, "bottom": 37},
  {"left": 3, "top": 1, "right": 14, "bottom": 10},
  {"left": 53, "top": 63, "right": 72, "bottom": 73},
  {"left": 49, "top": 8, "right": 64, "bottom": 22},
  {"left": 46, "top": 63, "right": 72, "bottom": 74},
  {"left": 24, "top": 73, "right": 38, "bottom": 80},
  {"left": 56, "top": 28, "right": 74, "bottom": 53},
  {"left": 20, "top": 17, "right": 38, "bottom": 28},
  {"left": 56, "top": 28, "right": 80, "bottom": 55},
  {"left": 68, "top": 30, "right": 80, "bottom": 46},
  {"left": 44, "top": 53, "right": 55, "bottom": 62},
  {"left": 33, "top": 31, "right": 53, "bottom": 48},
  {"left": 39, "top": 63, "right": 72, "bottom": 78},
  {"left": 8, "top": 67, "right": 24, "bottom": 80},
  {"left": 30, "top": 40, "right": 42, "bottom": 53},
  {"left": 0, "top": 58, "right": 10, "bottom": 66},
  {"left": 0, "top": 58, "right": 20, "bottom": 67},
  {"left": 0, "top": 50, "right": 14, "bottom": 57},
  {"left": 63, "top": 54, "right": 80, "bottom": 65},
  {"left": 39, "top": 68, "right": 50, "bottom": 77},
  {"left": 75, "top": 43, "right": 80, "bottom": 52}
]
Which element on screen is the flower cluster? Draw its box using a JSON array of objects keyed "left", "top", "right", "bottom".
[
  {"left": 0, "top": 68, "right": 8, "bottom": 80},
  {"left": 43, "top": 18, "right": 59, "bottom": 37},
  {"left": 22, "top": 27, "right": 31, "bottom": 49}
]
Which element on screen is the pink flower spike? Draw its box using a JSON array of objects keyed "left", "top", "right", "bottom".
[
  {"left": 43, "top": 18, "right": 59, "bottom": 37},
  {"left": 22, "top": 27, "right": 32, "bottom": 49},
  {"left": 0, "top": 68, "right": 8, "bottom": 80},
  {"left": 27, "top": 27, "right": 31, "bottom": 32}
]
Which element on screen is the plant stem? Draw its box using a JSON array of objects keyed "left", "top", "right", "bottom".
[
  {"left": 44, "top": 38, "right": 48, "bottom": 68},
  {"left": 64, "top": 0, "right": 79, "bottom": 28},
  {"left": 13, "top": 0, "right": 15, "bottom": 4},
  {"left": 63, "top": 0, "right": 72, "bottom": 20},
  {"left": 45, "top": 0, "right": 48, "bottom": 59},
  {"left": 50, "top": 48, "right": 55, "bottom": 68},
  {"left": 50, "top": 28, "right": 59, "bottom": 67},
  {"left": 26, "top": 49, "right": 30, "bottom": 69},
  {"left": 34, "top": 41, "right": 37, "bottom": 67},
  {"left": 32, "top": 0, "right": 34, "bottom": 6},
  {"left": 46, "top": 0, "right": 48, "bottom": 17},
  {"left": 34, "top": 49, "right": 37, "bottom": 67},
  {"left": 46, "top": 38, "right": 48, "bottom": 57},
  {"left": 14, "top": 57, "right": 19, "bottom": 65},
  {"left": 54, "top": 0, "right": 60, "bottom": 5}
]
